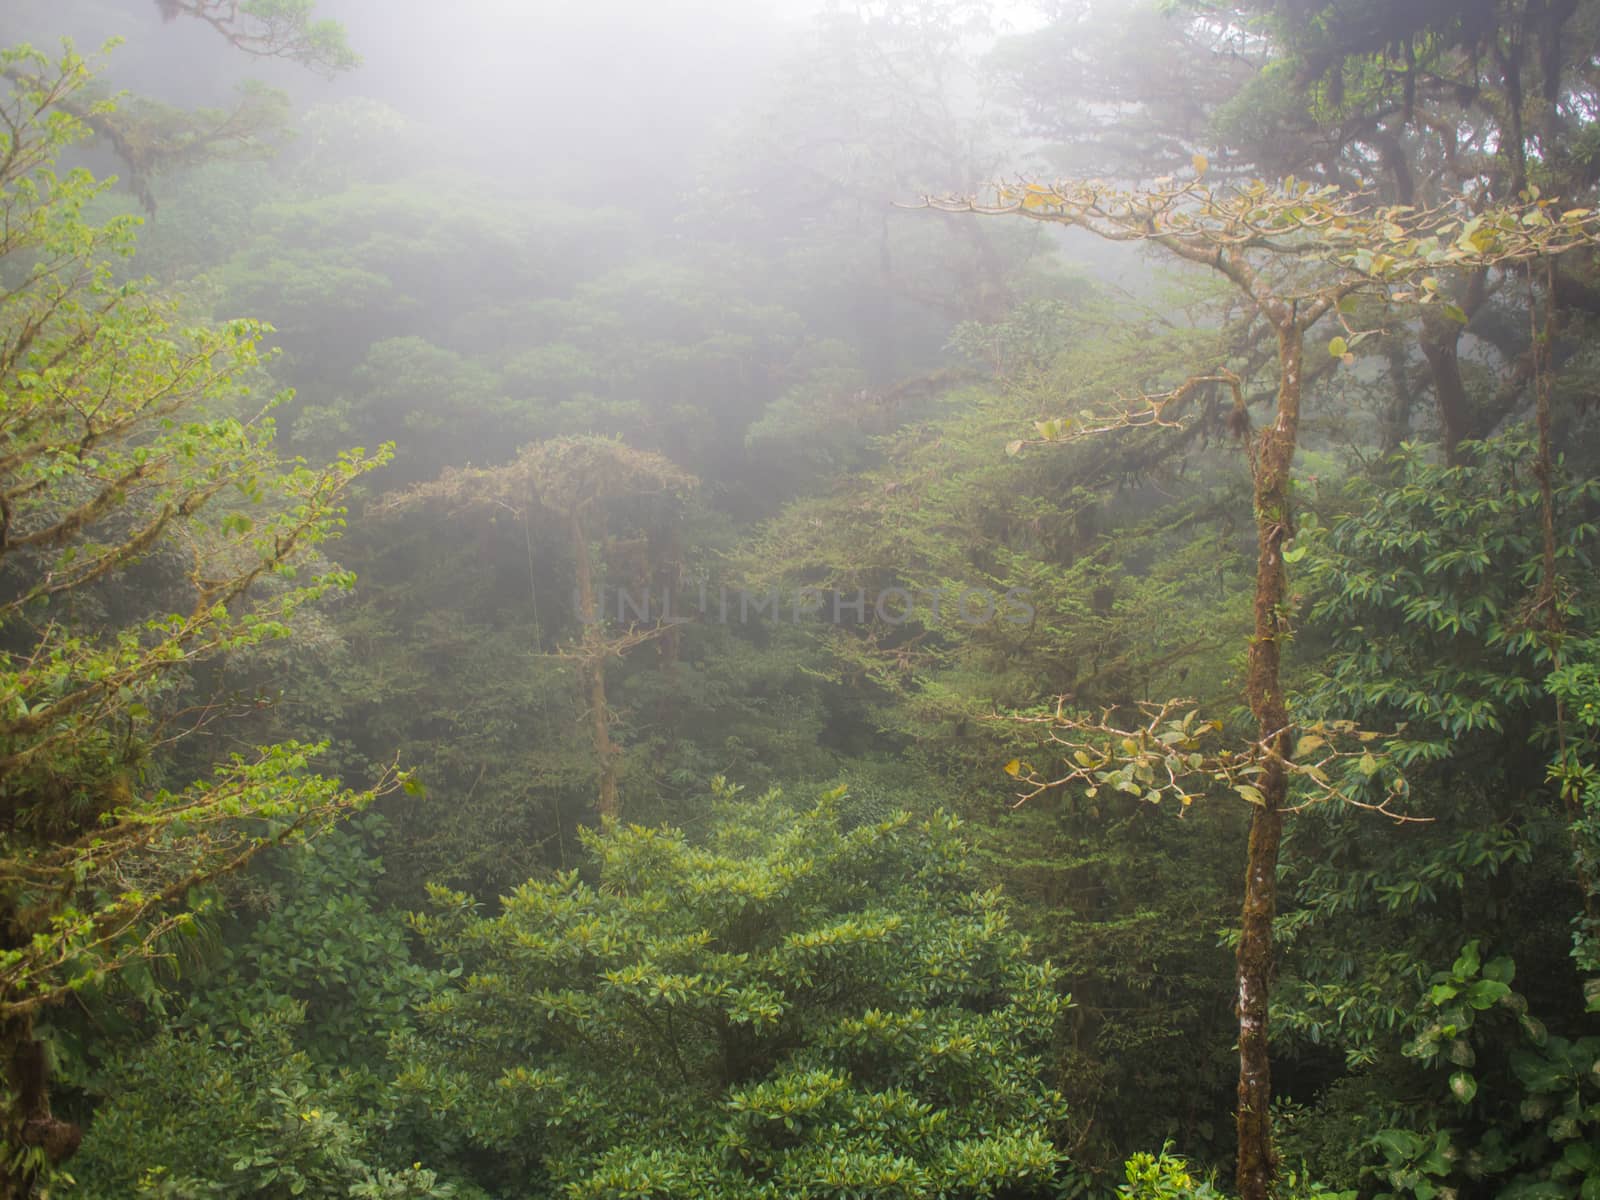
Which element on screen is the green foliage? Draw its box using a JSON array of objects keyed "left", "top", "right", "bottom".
[
  {"left": 1114, "top": 1142, "right": 1357, "bottom": 1200},
  {"left": 1273, "top": 435, "right": 1600, "bottom": 1198},
  {"left": 71, "top": 1002, "right": 461, "bottom": 1199},
  {"left": 397, "top": 784, "right": 1068, "bottom": 1198},
  {"left": 0, "top": 44, "right": 396, "bottom": 1023},
  {"left": 1358, "top": 942, "right": 1600, "bottom": 1200},
  {"left": 1547, "top": 638, "right": 1600, "bottom": 976},
  {"left": 68, "top": 829, "right": 473, "bottom": 1197},
  {"left": 1118, "top": 1145, "right": 1222, "bottom": 1200},
  {"left": 1278, "top": 433, "right": 1597, "bottom": 1061},
  {"left": 178, "top": 830, "right": 437, "bottom": 1070},
  {"left": 744, "top": 292, "right": 1252, "bottom": 1170},
  {"left": 1297, "top": 434, "right": 1596, "bottom": 763},
  {"left": 20, "top": 1, "right": 1600, "bottom": 1194},
  {"left": 163, "top": 0, "right": 359, "bottom": 73}
]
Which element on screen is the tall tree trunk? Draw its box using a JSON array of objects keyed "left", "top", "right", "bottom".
[
  {"left": 0, "top": 1011, "right": 80, "bottom": 1199},
  {"left": 1418, "top": 270, "right": 1489, "bottom": 466},
  {"left": 1419, "top": 316, "right": 1471, "bottom": 466},
  {"left": 654, "top": 524, "right": 683, "bottom": 759},
  {"left": 1235, "top": 320, "right": 1303, "bottom": 1200},
  {"left": 570, "top": 506, "right": 619, "bottom": 823},
  {"left": 1379, "top": 337, "right": 1415, "bottom": 459}
]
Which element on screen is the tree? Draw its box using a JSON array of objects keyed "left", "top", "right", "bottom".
[
  {"left": 375, "top": 436, "right": 697, "bottom": 823},
  {"left": 398, "top": 781, "right": 1067, "bottom": 1199},
  {"left": 0, "top": 46, "right": 396, "bottom": 1192},
  {"left": 154, "top": 0, "right": 358, "bottom": 72},
  {"left": 74, "top": 1004, "right": 464, "bottom": 1199},
  {"left": 1263, "top": 436, "right": 1600, "bottom": 1195},
  {"left": 1551, "top": 637, "right": 1600, "bottom": 978},
  {"left": 738, "top": 290, "right": 1270, "bottom": 1167},
  {"left": 1241, "top": 0, "right": 1600, "bottom": 466},
  {"left": 997, "top": 0, "right": 1600, "bottom": 464},
  {"left": 931, "top": 170, "right": 1600, "bottom": 1200},
  {"left": 1, "top": 0, "right": 359, "bottom": 211},
  {"left": 69, "top": 830, "right": 464, "bottom": 1198}
]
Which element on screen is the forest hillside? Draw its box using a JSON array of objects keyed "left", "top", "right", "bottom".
[{"left": 0, "top": 2, "right": 1597, "bottom": 1198}]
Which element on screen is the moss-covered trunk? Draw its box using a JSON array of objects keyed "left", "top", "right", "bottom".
[
  {"left": 1235, "top": 320, "right": 1303, "bottom": 1200},
  {"left": 570, "top": 505, "right": 619, "bottom": 823},
  {"left": 0, "top": 1008, "right": 80, "bottom": 1198}
]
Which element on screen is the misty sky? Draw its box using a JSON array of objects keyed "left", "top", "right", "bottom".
[{"left": 6, "top": 0, "right": 1048, "bottom": 171}]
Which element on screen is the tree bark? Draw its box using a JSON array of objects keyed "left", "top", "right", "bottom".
[
  {"left": 1379, "top": 337, "right": 1415, "bottom": 458},
  {"left": 570, "top": 506, "right": 619, "bottom": 823},
  {"left": 0, "top": 1012, "right": 80, "bottom": 1199},
  {"left": 1419, "top": 315, "right": 1471, "bottom": 466},
  {"left": 1234, "top": 320, "right": 1303, "bottom": 1200},
  {"left": 1418, "top": 270, "right": 1489, "bottom": 466}
]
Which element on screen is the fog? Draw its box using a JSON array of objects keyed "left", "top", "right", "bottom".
[
  {"left": 8, "top": 0, "right": 795, "bottom": 183},
  {"left": 0, "top": 0, "right": 1106, "bottom": 419}
]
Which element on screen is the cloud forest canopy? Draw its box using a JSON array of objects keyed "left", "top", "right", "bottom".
[{"left": 0, "top": 1, "right": 1596, "bottom": 1198}]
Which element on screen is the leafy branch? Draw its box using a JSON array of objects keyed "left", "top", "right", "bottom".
[{"left": 997, "top": 699, "right": 1423, "bottom": 822}]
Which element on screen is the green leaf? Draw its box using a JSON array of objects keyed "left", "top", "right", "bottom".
[
  {"left": 1448, "top": 1070, "right": 1477, "bottom": 1104},
  {"left": 1481, "top": 956, "right": 1516, "bottom": 984},
  {"left": 1511, "top": 1048, "right": 1568, "bottom": 1092},
  {"left": 1464, "top": 979, "right": 1510, "bottom": 1009},
  {"left": 1373, "top": 1129, "right": 1423, "bottom": 1161}
]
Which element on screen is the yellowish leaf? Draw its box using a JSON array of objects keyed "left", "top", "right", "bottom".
[{"left": 1294, "top": 734, "right": 1326, "bottom": 758}]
